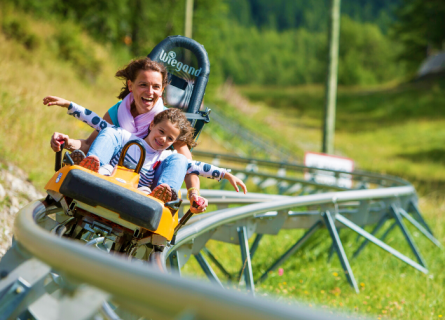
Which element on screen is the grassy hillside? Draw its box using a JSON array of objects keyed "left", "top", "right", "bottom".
[
  {"left": 1, "top": 5, "right": 444, "bottom": 320},
  {"left": 215, "top": 79, "right": 445, "bottom": 195},
  {"left": 0, "top": 7, "right": 223, "bottom": 189},
  {"left": 0, "top": 7, "right": 117, "bottom": 187},
  {"left": 186, "top": 80, "right": 445, "bottom": 320}
]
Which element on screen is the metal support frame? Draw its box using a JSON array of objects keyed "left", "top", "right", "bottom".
[
  {"left": 409, "top": 200, "right": 434, "bottom": 236},
  {"left": 194, "top": 253, "right": 224, "bottom": 288},
  {"left": 202, "top": 248, "right": 232, "bottom": 281},
  {"left": 249, "top": 234, "right": 263, "bottom": 259},
  {"left": 256, "top": 221, "right": 322, "bottom": 284},
  {"left": 236, "top": 234, "right": 264, "bottom": 281},
  {"left": 390, "top": 205, "right": 427, "bottom": 268},
  {"left": 335, "top": 214, "right": 428, "bottom": 274},
  {"left": 399, "top": 208, "right": 441, "bottom": 248},
  {"left": 168, "top": 251, "right": 181, "bottom": 276},
  {"left": 237, "top": 227, "right": 255, "bottom": 295},
  {"left": 353, "top": 214, "right": 389, "bottom": 258},
  {"left": 322, "top": 211, "right": 359, "bottom": 293},
  {"left": 327, "top": 228, "right": 340, "bottom": 262},
  {"left": 380, "top": 222, "right": 397, "bottom": 241}
]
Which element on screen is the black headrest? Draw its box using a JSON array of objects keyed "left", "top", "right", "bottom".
[{"left": 148, "top": 36, "right": 210, "bottom": 114}]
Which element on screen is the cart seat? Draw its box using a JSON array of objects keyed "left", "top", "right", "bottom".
[{"left": 59, "top": 169, "right": 163, "bottom": 231}]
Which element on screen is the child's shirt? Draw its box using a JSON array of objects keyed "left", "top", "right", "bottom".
[{"left": 67, "top": 102, "right": 228, "bottom": 188}]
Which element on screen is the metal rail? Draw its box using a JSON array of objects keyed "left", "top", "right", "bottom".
[
  {"left": 167, "top": 184, "right": 435, "bottom": 295},
  {"left": 1, "top": 200, "right": 354, "bottom": 320},
  {"left": 0, "top": 152, "right": 439, "bottom": 319}
]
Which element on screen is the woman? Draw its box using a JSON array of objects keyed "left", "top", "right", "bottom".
[{"left": 49, "top": 57, "right": 208, "bottom": 212}]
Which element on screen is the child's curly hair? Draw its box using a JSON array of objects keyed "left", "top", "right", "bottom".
[{"left": 153, "top": 108, "right": 197, "bottom": 149}]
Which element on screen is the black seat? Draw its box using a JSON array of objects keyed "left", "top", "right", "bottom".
[{"left": 59, "top": 169, "right": 163, "bottom": 231}]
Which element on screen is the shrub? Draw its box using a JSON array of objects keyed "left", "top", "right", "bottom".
[
  {"left": 1, "top": 16, "right": 40, "bottom": 50},
  {"left": 54, "top": 25, "right": 102, "bottom": 81}
]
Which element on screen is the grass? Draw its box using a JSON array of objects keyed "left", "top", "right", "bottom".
[
  {"left": 180, "top": 196, "right": 445, "bottom": 320},
  {"left": 214, "top": 79, "right": 445, "bottom": 195},
  {"left": 1, "top": 5, "right": 445, "bottom": 320},
  {"left": 0, "top": 7, "right": 124, "bottom": 188},
  {"left": 185, "top": 80, "right": 445, "bottom": 319},
  {"left": 0, "top": 5, "right": 226, "bottom": 190}
]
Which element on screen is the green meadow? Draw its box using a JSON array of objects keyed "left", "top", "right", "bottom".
[
  {"left": 1, "top": 3, "right": 445, "bottom": 320},
  {"left": 187, "top": 80, "right": 445, "bottom": 320}
]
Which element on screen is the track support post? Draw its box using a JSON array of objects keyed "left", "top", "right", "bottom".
[
  {"left": 409, "top": 200, "right": 434, "bottom": 236},
  {"left": 390, "top": 205, "right": 427, "bottom": 268},
  {"left": 237, "top": 226, "right": 255, "bottom": 295},
  {"left": 168, "top": 251, "right": 181, "bottom": 276},
  {"left": 256, "top": 220, "right": 322, "bottom": 284},
  {"left": 322, "top": 211, "right": 359, "bottom": 293},
  {"left": 353, "top": 214, "right": 389, "bottom": 259},
  {"left": 194, "top": 252, "right": 224, "bottom": 288}
]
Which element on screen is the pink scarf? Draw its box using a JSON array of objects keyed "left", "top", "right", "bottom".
[{"left": 117, "top": 92, "right": 165, "bottom": 138}]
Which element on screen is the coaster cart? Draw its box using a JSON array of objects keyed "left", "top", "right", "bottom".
[
  {"left": 0, "top": 36, "right": 210, "bottom": 319},
  {"left": 45, "top": 35, "right": 211, "bottom": 266}
]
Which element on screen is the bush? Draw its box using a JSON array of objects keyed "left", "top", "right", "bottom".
[
  {"left": 54, "top": 25, "right": 102, "bottom": 81},
  {"left": 1, "top": 16, "right": 40, "bottom": 50}
]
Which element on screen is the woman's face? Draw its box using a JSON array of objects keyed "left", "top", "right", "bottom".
[
  {"left": 128, "top": 70, "right": 164, "bottom": 116},
  {"left": 146, "top": 119, "right": 180, "bottom": 151}
]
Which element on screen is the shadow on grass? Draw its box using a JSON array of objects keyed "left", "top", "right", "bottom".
[{"left": 397, "top": 148, "right": 445, "bottom": 165}]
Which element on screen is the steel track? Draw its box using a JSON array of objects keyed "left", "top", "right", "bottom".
[{"left": 0, "top": 152, "right": 438, "bottom": 319}]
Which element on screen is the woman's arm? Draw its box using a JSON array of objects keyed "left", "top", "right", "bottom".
[
  {"left": 173, "top": 141, "right": 208, "bottom": 213},
  {"left": 51, "top": 113, "right": 113, "bottom": 152}
]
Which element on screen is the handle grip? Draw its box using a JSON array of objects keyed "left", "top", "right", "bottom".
[
  {"left": 55, "top": 142, "right": 65, "bottom": 172},
  {"left": 117, "top": 140, "right": 146, "bottom": 174},
  {"left": 173, "top": 201, "right": 199, "bottom": 233}
]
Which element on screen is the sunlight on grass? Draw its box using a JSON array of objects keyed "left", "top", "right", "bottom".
[
  {"left": 1, "top": 6, "right": 444, "bottom": 320},
  {"left": 182, "top": 81, "right": 445, "bottom": 320}
]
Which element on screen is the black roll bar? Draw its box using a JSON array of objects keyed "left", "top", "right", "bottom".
[{"left": 148, "top": 35, "right": 210, "bottom": 114}]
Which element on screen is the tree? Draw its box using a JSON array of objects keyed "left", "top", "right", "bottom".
[{"left": 392, "top": 0, "right": 445, "bottom": 71}]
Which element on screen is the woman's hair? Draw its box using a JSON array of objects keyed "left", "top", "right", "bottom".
[
  {"left": 153, "top": 108, "right": 197, "bottom": 149},
  {"left": 115, "top": 57, "right": 169, "bottom": 100}
]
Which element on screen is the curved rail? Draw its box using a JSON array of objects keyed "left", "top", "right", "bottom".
[
  {"left": 5, "top": 200, "right": 350, "bottom": 320},
  {"left": 0, "top": 152, "right": 439, "bottom": 319}
]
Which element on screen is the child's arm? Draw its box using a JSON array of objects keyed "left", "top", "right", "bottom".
[
  {"left": 222, "top": 172, "right": 247, "bottom": 194},
  {"left": 43, "top": 96, "right": 113, "bottom": 132},
  {"left": 186, "top": 161, "right": 247, "bottom": 194}
]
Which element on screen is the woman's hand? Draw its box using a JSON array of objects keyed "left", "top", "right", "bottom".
[
  {"left": 224, "top": 172, "right": 247, "bottom": 194},
  {"left": 43, "top": 96, "right": 71, "bottom": 108},
  {"left": 189, "top": 193, "right": 209, "bottom": 214}
]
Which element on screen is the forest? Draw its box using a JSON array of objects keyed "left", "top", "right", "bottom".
[{"left": 3, "top": 0, "right": 444, "bottom": 88}]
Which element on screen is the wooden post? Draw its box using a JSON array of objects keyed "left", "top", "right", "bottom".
[
  {"left": 322, "top": 0, "right": 341, "bottom": 154},
  {"left": 184, "top": 0, "right": 194, "bottom": 39}
]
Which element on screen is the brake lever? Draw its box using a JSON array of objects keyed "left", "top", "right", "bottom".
[
  {"left": 55, "top": 141, "right": 65, "bottom": 171},
  {"left": 170, "top": 201, "right": 199, "bottom": 245}
]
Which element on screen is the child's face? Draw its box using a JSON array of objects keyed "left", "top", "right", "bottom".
[{"left": 146, "top": 119, "right": 180, "bottom": 150}]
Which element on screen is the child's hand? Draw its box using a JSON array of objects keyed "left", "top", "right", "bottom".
[
  {"left": 189, "top": 194, "right": 208, "bottom": 214},
  {"left": 43, "top": 96, "right": 71, "bottom": 108},
  {"left": 224, "top": 172, "right": 247, "bottom": 194}
]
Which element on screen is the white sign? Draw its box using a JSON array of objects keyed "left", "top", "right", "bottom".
[{"left": 304, "top": 152, "right": 354, "bottom": 188}]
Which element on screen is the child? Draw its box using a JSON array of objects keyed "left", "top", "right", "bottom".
[{"left": 43, "top": 96, "right": 247, "bottom": 202}]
